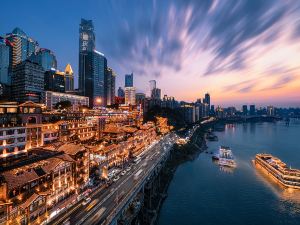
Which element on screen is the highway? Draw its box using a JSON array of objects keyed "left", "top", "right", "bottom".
[{"left": 47, "top": 132, "right": 177, "bottom": 225}]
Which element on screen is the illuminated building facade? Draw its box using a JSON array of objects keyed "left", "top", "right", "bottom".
[
  {"left": 11, "top": 60, "right": 44, "bottom": 103},
  {"left": 44, "top": 68, "right": 65, "bottom": 93},
  {"left": 45, "top": 91, "right": 89, "bottom": 111},
  {"left": 65, "top": 64, "right": 74, "bottom": 92},
  {"left": 30, "top": 48, "right": 57, "bottom": 72},
  {"left": 125, "top": 87, "right": 136, "bottom": 105}
]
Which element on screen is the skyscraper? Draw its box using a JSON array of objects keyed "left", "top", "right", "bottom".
[
  {"left": 31, "top": 48, "right": 57, "bottom": 71},
  {"left": 79, "top": 18, "right": 95, "bottom": 97},
  {"left": 65, "top": 64, "right": 74, "bottom": 92},
  {"left": 151, "top": 88, "right": 161, "bottom": 100},
  {"left": 12, "top": 60, "right": 44, "bottom": 103},
  {"left": 92, "top": 50, "right": 107, "bottom": 107},
  {"left": 111, "top": 69, "right": 116, "bottom": 105},
  {"left": 242, "top": 105, "right": 248, "bottom": 115},
  {"left": 118, "top": 87, "right": 125, "bottom": 97},
  {"left": 267, "top": 106, "right": 275, "bottom": 116},
  {"left": 44, "top": 68, "right": 65, "bottom": 93},
  {"left": 0, "top": 42, "right": 10, "bottom": 85},
  {"left": 149, "top": 80, "right": 156, "bottom": 96},
  {"left": 204, "top": 93, "right": 210, "bottom": 108},
  {"left": 6, "top": 28, "right": 38, "bottom": 69},
  {"left": 125, "top": 73, "right": 133, "bottom": 87},
  {"left": 136, "top": 93, "right": 146, "bottom": 105},
  {"left": 125, "top": 87, "right": 136, "bottom": 105},
  {"left": 78, "top": 19, "right": 107, "bottom": 107},
  {"left": 105, "top": 67, "right": 116, "bottom": 105},
  {"left": 250, "top": 105, "right": 256, "bottom": 116}
]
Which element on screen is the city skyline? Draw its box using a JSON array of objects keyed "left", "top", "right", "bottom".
[{"left": 1, "top": 0, "right": 300, "bottom": 107}]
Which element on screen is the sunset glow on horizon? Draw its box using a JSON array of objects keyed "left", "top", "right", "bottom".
[{"left": 1, "top": 0, "right": 300, "bottom": 107}]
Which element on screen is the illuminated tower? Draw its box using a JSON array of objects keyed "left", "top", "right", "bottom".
[{"left": 65, "top": 63, "right": 74, "bottom": 92}]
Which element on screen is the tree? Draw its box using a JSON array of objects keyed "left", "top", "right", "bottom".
[{"left": 54, "top": 100, "right": 72, "bottom": 110}]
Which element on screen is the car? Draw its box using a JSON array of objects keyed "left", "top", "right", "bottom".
[
  {"left": 82, "top": 197, "right": 91, "bottom": 206},
  {"left": 126, "top": 167, "right": 131, "bottom": 172},
  {"left": 113, "top": 176, "right": 120, "bottom": 182},
  {"left": 121, "top": 171, "right": 126, "bottom": 176}
]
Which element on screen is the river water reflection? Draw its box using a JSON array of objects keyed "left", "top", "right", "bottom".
[{"left": 158, "top": 120, "right": 300, "bottom": 225}]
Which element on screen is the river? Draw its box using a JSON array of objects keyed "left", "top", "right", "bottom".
[{"left": 157, "top": 120, "right": 300, "bottom": 225}]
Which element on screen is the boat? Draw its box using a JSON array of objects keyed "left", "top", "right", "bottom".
[
  {"left": 217, "top": 146, "right": 237, "bottom": 167},
  {"left": 254, "top": 154, "right": 300, "bottom": 189}
]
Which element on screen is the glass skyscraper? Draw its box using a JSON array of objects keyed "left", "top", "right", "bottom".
[
  {"left": 125, "top": 73, "right": 133, "bottom": 87},
  {"left": 78, "top": 19, "right": 109, "bottom": 107},
  {"left": 12, "top": 60, "right": 44, "bottom": 103},
  {"left": 65, "top": 64, "right": 74, "bottom": 92},
  {"left": 44, "top": 68, "right": 65, "bottom": 93},
  {"left": 0, "top": 42, "right": 10, "bottom": 85},
  {"left": 6, "top": 27, "right": 39, "bottom": 69},
  {"left": 105, "top": 67, "right": 116, "bottom": 105},
  {"left": 31, "top": 48, "right": 57, "bottom": 71},
  {"left": 79, "top": 18, "right": 95, "bottom": 94},
  {"left": 92, "top": 50, "right": 107, "bottom": 107}
]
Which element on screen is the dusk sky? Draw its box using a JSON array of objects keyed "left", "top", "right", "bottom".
[{"left": 1, "top": 0, "right": 300, "bottom": 107}]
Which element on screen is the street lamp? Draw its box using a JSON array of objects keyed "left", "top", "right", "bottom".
[{"left": 96, "top": 98, "right": 102, "bottom": 104}]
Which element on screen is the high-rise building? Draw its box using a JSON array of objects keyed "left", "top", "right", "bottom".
[
  {"left": 267, "top": 106, "right": 275, "bottom": 116},
  {"left": 92, "top": 50, "right": 107, "bottom": 107},
  {"left": 6, "top": 28, "right": 38, "bottom": 69},
  {"left": 125, "top": 87, "right": 136, "bottom": 105},
  {"left": 31, "top": 48, "right": 57, "bottom": 71},
  {"left": 111, "top": 70, "right": 116, "bottom": 105},
  {"left": 125, "top": 73, "right": 133, "bottom": 87},
  {"left": 250, "top": 105, "right": 256, "bottom": 116},
  {"left": 242, "top": 105, "right": 248, "bottom": 115},
  {"left": 78, "top": 18, "right": 107, "bottom": 107},
  {"left": 180, "top": 104, "right": 196, "bottom": 124},
  {"left": 11, "top": 60, "right": 44, "bottom": 103},
  {"left": 210, "top": 105, "right": 215, "bottom": 115},
  {"left": 149, "top": 80, "right": 156, "bottom": 96},
  {"left": 118, "top": 87, "right": 125, "bottom": 97},
  {"left": 136, "top": 93, "right": 146, "bottom": 105},
  {"left": 78, "top": 18, "right": 95, "bottom": 97},
  {"left": 105, "top": 67, "right": 116, "bottom": 106},
  {"left": 44, "top": 68, "right": 65, "bottom": 93},
  {"left": 0, "top": 42, "right": 10, "bottom": 85},
  {"left": 151, "top": 88, "right": 161, "bottom": 100},
  {"left": 65, "top": 64, "right": 74, "bottom": 92},
  {"left": 162, "top": 95, "right": 177, "bottom": 109},
  {"left": 203, "top": 93, "right": 210, "bottom": 108}
]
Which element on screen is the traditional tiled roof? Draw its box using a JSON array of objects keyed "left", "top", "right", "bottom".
[
  {"left": 103, "top": 144, "right": 117, "bottom": 152},
  {"left": 103, "top": 126, "right": 123, "bottom": 134},
  {"left": 19, "top": 193, "right": 40, "bottom": 209},
  {"left": 57, "top": 143, "right": 86, "bottom": 155},
  {"left": 122, "top": 127, "right": 138, "bottom": 133},
  {"left": 1, "top": 154, "right": 74, "bottom": 190}
]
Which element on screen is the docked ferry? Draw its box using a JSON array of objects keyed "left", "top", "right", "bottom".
[
  {"left": 254, "top": 154, "right": 300, "bottom": 189},
  {"left": 214, "top": 146, "right": 237, "bottom": 167}
]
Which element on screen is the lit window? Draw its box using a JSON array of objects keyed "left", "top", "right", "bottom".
[{"left": 7, "top": 108, "right": 17, "bottom": 113}]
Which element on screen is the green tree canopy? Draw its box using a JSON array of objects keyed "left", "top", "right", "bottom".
[{"left": 54, "top": 100, "right": 72, "bottom": 109}]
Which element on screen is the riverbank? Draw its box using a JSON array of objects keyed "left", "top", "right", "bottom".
[
  {"left": 157, "top": 120, "right": 300, "bottom": 225},
  {"left": 146, "top": 124, "right": 210, "bottom": 225}
]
